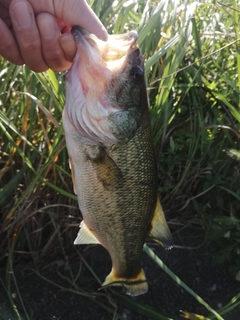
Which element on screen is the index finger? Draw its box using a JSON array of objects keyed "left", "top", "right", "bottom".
[
  {"left": 62, "top": 0, "right": 108, "bottom": 41},
  {"left": 27, "top": 0, "right": 108, "bottom": 41}
]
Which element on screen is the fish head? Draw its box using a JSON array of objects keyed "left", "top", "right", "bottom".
[{"left": 64, "top": 27, "right": 147, "bottom": 145}]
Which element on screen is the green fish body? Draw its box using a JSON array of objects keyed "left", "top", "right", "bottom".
[{"left": 63, "top": 27, "right": 173, "bottom": 296}]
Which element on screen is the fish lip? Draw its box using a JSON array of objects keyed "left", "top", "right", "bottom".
[
  {"left": 71, "top": 26, "right": 90, "bottom": 45},
  {"left": 71, "top": 26, "right": 88, "bottom": 38},
  {"left": 127, "top": 30, "right": 138, "bottom": 49}
]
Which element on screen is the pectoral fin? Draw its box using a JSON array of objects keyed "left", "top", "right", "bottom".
[
  {"left": 149, "top": 198, "right": 173, "bottom": 249},
  {"left": 74, "top": 221, "right": 100, "bottom": 245},
  {"left": 90, "top": 146, "right": 124, "bottom": 190}
]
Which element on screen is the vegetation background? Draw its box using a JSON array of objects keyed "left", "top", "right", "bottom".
[{"left": 0, "top": 0, "right": 240, "bottom": 319}]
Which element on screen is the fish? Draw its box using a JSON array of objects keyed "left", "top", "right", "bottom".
[{"left": 62, "top": 26, "right": 173, "bottom": 296}]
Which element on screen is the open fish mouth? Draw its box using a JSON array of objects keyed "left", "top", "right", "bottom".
[
  {"left": 70, "top": 26, "right": 139, "bottom": 91},
  {"left": 71, "top": 26, "right": 139, "bottom": 71}
]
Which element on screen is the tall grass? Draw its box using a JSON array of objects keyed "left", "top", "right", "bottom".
[{"left": 0, "top": 0, "right": 240, "bottom": 319}]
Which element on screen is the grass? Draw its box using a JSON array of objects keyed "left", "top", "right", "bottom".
[{"left": 0, "top": 0, "right": 240, "bottom": 319}]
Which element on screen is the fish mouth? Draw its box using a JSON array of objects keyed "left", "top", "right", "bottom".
[
  {"left": 71, "top": 26, "right": 139, "bottom": 74},
  {"left": 71, "top": 26, "right": 138, "bottom": 50}
]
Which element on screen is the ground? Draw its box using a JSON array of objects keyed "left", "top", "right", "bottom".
[{"left": 0, "top": 226, "right": 239, "bottom": 320}]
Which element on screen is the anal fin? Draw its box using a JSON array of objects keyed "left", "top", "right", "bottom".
[
  {"left": 74, "top": 221, "right": 100, "bottom": 245},
  {"left": 149, "top": 198, "right": 173, "bottom": 249}
]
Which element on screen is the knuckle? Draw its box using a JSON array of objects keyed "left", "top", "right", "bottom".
[
  {"left": 43, "top": 48, "right": 63, "bottom": 62},
  {"left": 20, "top": 38, "right": 41, "bottom": 52}
]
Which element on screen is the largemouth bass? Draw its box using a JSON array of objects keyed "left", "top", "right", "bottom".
[{"left": 63, "top": 27, "right": 173, "bottom": 296}]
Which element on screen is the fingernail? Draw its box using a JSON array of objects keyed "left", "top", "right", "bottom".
[
  {"left": 38, "top": 14, "right": 58, "bottom": 40},
  {"left": 12, "top": 2, "right": 33, "bottom": 29}
]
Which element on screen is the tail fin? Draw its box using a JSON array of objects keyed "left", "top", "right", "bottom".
[{"left": 101, "top": 268, "right": 148, "bottom": 296}]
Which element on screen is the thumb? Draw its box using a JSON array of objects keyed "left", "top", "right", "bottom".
[{"left": 55, "top": 0, "right": 108, "bottom": 41}]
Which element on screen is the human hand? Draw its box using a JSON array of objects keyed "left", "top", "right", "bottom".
[{"left": 0, "top": 0, "right": 108, "bottom": 72}]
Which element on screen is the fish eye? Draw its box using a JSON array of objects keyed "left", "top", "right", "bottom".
[{"left": 130, "top": 66, "right": 143, "bottom": 81}]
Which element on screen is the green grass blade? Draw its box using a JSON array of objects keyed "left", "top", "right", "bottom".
[
  {"left": 145, "top": 35, "right": 179, "bottom": 71},
  {"left": 217, "top": 292, "right": 240, "bottom": 316},
  {"left": 112, "top": 292, "right": 177, "bottom": 320},
  {"left": 143, "top": 244, "right": 224, "bottom": 320},
  {"left": 232, "top": 0, "right": 240, "bottom": 98}
]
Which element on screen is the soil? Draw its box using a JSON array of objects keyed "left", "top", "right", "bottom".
[{"left": 0, "top": 226, "right": 239, "bottom": 320}]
